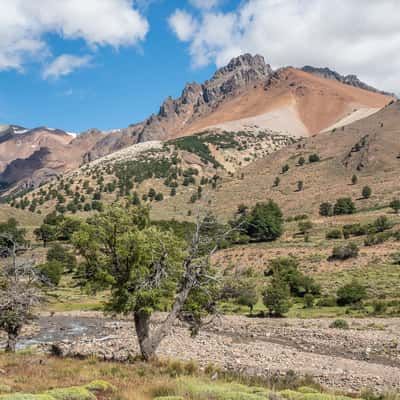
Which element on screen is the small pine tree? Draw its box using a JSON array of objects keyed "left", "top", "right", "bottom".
[{"left": 351, "top": 174, "right": 358, "bottom": 185}]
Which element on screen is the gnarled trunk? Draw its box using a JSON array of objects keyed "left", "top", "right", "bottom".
[
  {"left": 5, "top": 326, "right": 20, "bottom": 353},
  {"left": 134, "top": 312, "right": 156, "bottom": 361}
]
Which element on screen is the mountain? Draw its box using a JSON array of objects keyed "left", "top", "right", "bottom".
[
  {"left": 0, "top": 54, "right": 394, "bottom": 194},
  {"left": 86, "top": 55, "right": 393, "bottom": 161},
  {"left": 0, "top": 127, "right": 103, "bottom": 191},
  {"left": 301, "top": 66, "right": 394, "bottom": 96}
]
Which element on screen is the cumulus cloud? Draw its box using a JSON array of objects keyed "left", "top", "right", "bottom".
[
  {"left": 168, "top": 10, "right": 198, "bottom": 42},
  {"left": 170, "top": 0, "right": 400, "bottom": 93},
  {"left": 0, "top": 0, "right": 149, "bottom": 74},
  {"left": 43, "top": 54, "right": 92, "bottom": 79}
]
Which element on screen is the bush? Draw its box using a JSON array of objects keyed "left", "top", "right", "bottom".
[
  {"left": 298, "top": 157, "right": 305, "bottom": 166},
  {"left": 337, "top": 281, "right": 367, "bottom": 306},
  {"left": 263, "top": 277, "right": 291, "bottom": 317},
  {"left": 329, "top": 319, "right": 349, "bottom": 329},
  {"left": 268, "top": 257, "right": 320, "bottom": 297},
  {"left": 245, "top": 200, "right": 284, "bottom": 242},
  {"left": 389, "top": 199, "right": 400, "bottom": 214},
  {"left": 47, "top": 243, "right": 77, "bottom": 273},
  {"left": 331, "top": 242, "right": 359, "bottom": 260},
  {"left": 282, "top": 164, "right": 289, "bottom": 173},
  {"left": 333, "top": 198, "right": 356, "bottom": 215},
  {"left": 372, "top": 300, "right": 388, "bottom": 315},
  {"left": 308, "top": 154, "right": 320, "bottom": 163},
  {"left": 369, "top": 216, "right": 392, "bottom": 233},
  {"left": 303, "top": 294, "right": 314, "bottom": 308},
  {"left": 298, "top": 221, "right": 312, "bottom": 235},
  {"left": 325, "top": 229, "right": 342, "bottom": 240},
  {"left": 362, "top": 186, "right": 372, "bottom": 199},
  {"left": 317, "top": 295, "right": 337, "bottom": 307},
  {"left": 364, "top": 232, "right": 392, "bottom": 246},
  {"left": 319, "top": 202, "right": 333, "bottom": 217},
  {"left": 342, "top": 223, "right": 367, "bottom": 238},
  {"left": 39, "top": 260, "right": 64, "bottom": 286}
]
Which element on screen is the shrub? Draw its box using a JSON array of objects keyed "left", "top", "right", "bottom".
[
  {"left": 351, "top": 174, "right": 358, "bottom": 185},
  {"left": 362, "top": 186, "right": 372, "bottom": 199},
  {"left": 331, "top": 242, "right": 359, "bottom": 260},
  {"left": 389, "top": 199, "right": 400, "bottom": 214},
  {"left": 273, "top": 177, "right": 280, "bottom": 187},
  {"left": 372, "top": 300, "right": 388, "bottom": 315},
  {"left": 245, "top": 200, "right": 284, "bottom": 242},
  {"left": 38, "top": 260, "right": 64, "bottom": 286},
  {"left": 342, "top": 223, "right": 367, "bottom": 238},
  {"left": 329, "top": 319, "right": 349, "bottom": 329},
  {"left": 319, "top": 202, "right": 333, "bottom": 217},
  {"left": 303, "top": 294, "right": 314, "bottom": 308},
  {"left": 325, "top": 229, "right": 342, "bottom": 240},
  {"left": 369, "top": 216, "right": 392, "bottom": 233},
  {"left": 298, "top": 221, "right": 312, "bottom": 235},
  {"left": 47, "top": 243, "right": 77, "bottom": 273},
  {"left": 308, "top": 154, "right": 320, "bottom": 163},
  {"left": 337, "top": 281, "right": 367, "bottom": 306},
  {"left": 298, "top": 157, "right": 306, "bottom": 166},
  {"left": 282, "top": 164, "right": 290, "bottom": 174},
  {"left": 317, "top": 295, "right": 337, "bottom": 307},
  {"left": 333, "top": 198, "right": 356, "bottom": 215},
  {"left": 263, "top": 277, "right": 291, "bottom": 317},
  {"left": 364, "top": 232, "right": 392, "bottom": 246},
  {"left": 297, "top": 181, "right": 304, "bottom": 191}
]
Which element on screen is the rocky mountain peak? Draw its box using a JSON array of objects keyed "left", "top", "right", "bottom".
[
  {"left": 212, "top": 53, "right": 272, "bottom": 81},
  {"left": 301, "top": 65, "right": 394, "bottom": 96}
]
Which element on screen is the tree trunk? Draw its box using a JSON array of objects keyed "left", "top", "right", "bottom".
[
  {"left": 134, "top": 312, "right": 156, "bottom": 361},
  {"left": 134, "top": 279, "right": 194, "bottom": 361},
  {"left": 5, "top": 330, "right": 18, "bottom": 353}
]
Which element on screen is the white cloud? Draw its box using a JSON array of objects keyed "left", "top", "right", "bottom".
[
  {"left": 43, "top": 54, "right": 92, "bottom": 79},
  {"left": 168, "top": 10, "right": 198, "bottom": 42},
  {"left": 0, "top": 0, "right": 149, "bottom": 73},
  {"left": 170, "top": 0, "right": 400, "bottom": 93}
]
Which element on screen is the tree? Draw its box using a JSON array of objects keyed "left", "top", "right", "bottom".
[
  {"left": 0, "top": 224, "right": 43, "bottom": 352},
  {"left": 298, "top": 220, "right": 312, "bottom": 235},
  {"left": 333, "top": 198, "right": 356, "bottom": 215},
  {"left": 263, "top": 277, "right": 291, "bottom": 317},
  {"left": 298, "top": 157, "right": 305, "bottom": 166},
  {"left": 282, "top": 164, "right": 289, "bottom": 174},
  {"left": 362, "top": 186, "right": 372, "bottom": 199},
  {"left": 390, "top": 199, "right": 400, "bottom": 214},
  {"left": 351, "top": 174, "right": 358, "bottom": 185},
  {"left": 273, "top": 177, "right": 280, "bottom": 187},
  {"left": 297, "top": 181, "right": 304, "bottom": 192},
  {"left": 245, "top": 200, "right": 284, "bottom": 242},
  {"left": 308, "top": 154, "right": 320, "bottom": 163},
  {"left": 72, "top": 205, "right": 229, "bottom": 360},
  {"left": 38, "top": 260, "right": 63, "bottom": 286},
  {"left": 319, "top": 202, "right": 333, "bottom": 217},
  {"left": 47, "top": 243, "right": 77, "bottom": 273},
  {"left": 337, "top": 280, "right": 367, "bottom": 306}
]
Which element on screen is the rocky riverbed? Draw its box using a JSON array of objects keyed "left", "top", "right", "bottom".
[{"left": 5, "top": 313, "right": 400, "bottom": 393}]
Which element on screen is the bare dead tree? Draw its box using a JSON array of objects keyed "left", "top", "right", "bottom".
[{"left": 0, "top": 234, "right": 43, "bottom": 352}]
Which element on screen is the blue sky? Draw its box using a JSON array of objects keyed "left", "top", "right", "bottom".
[{"left": 0, "top": 0, "right": 398, "bottom": 133}]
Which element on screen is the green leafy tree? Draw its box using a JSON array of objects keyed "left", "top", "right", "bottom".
[
  {"left": 319, "top": 202, "right": 333, "bottom": 217},
  {"left": 389, "top": 199, "right": 400, "bottom": 214},
  {"left": 333, "top": 198, "right": 356, "bottom": 215},
  {"left": 308, "top": 154, "right": 320, "bottom": 163},
  {"left": 337, "top": 280, "right": 367, "bottom": 306},
  {"left": 72, "top": 205, "right": 223, "bottom": 360},
  {"left": 38, "top": 260, "right": 64, "bottom": 286},
  {"left": 362, "top": 186, "right": 372, "bottom": 199},
  {"left": 47, "top": 243, "right": 77, "bottom": 273},
  {"left": 245, "top": 200, "right": 284, "bottom": 242},
  {"left": 263, "top": 277, "right": 291, "bottom": 317}
]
